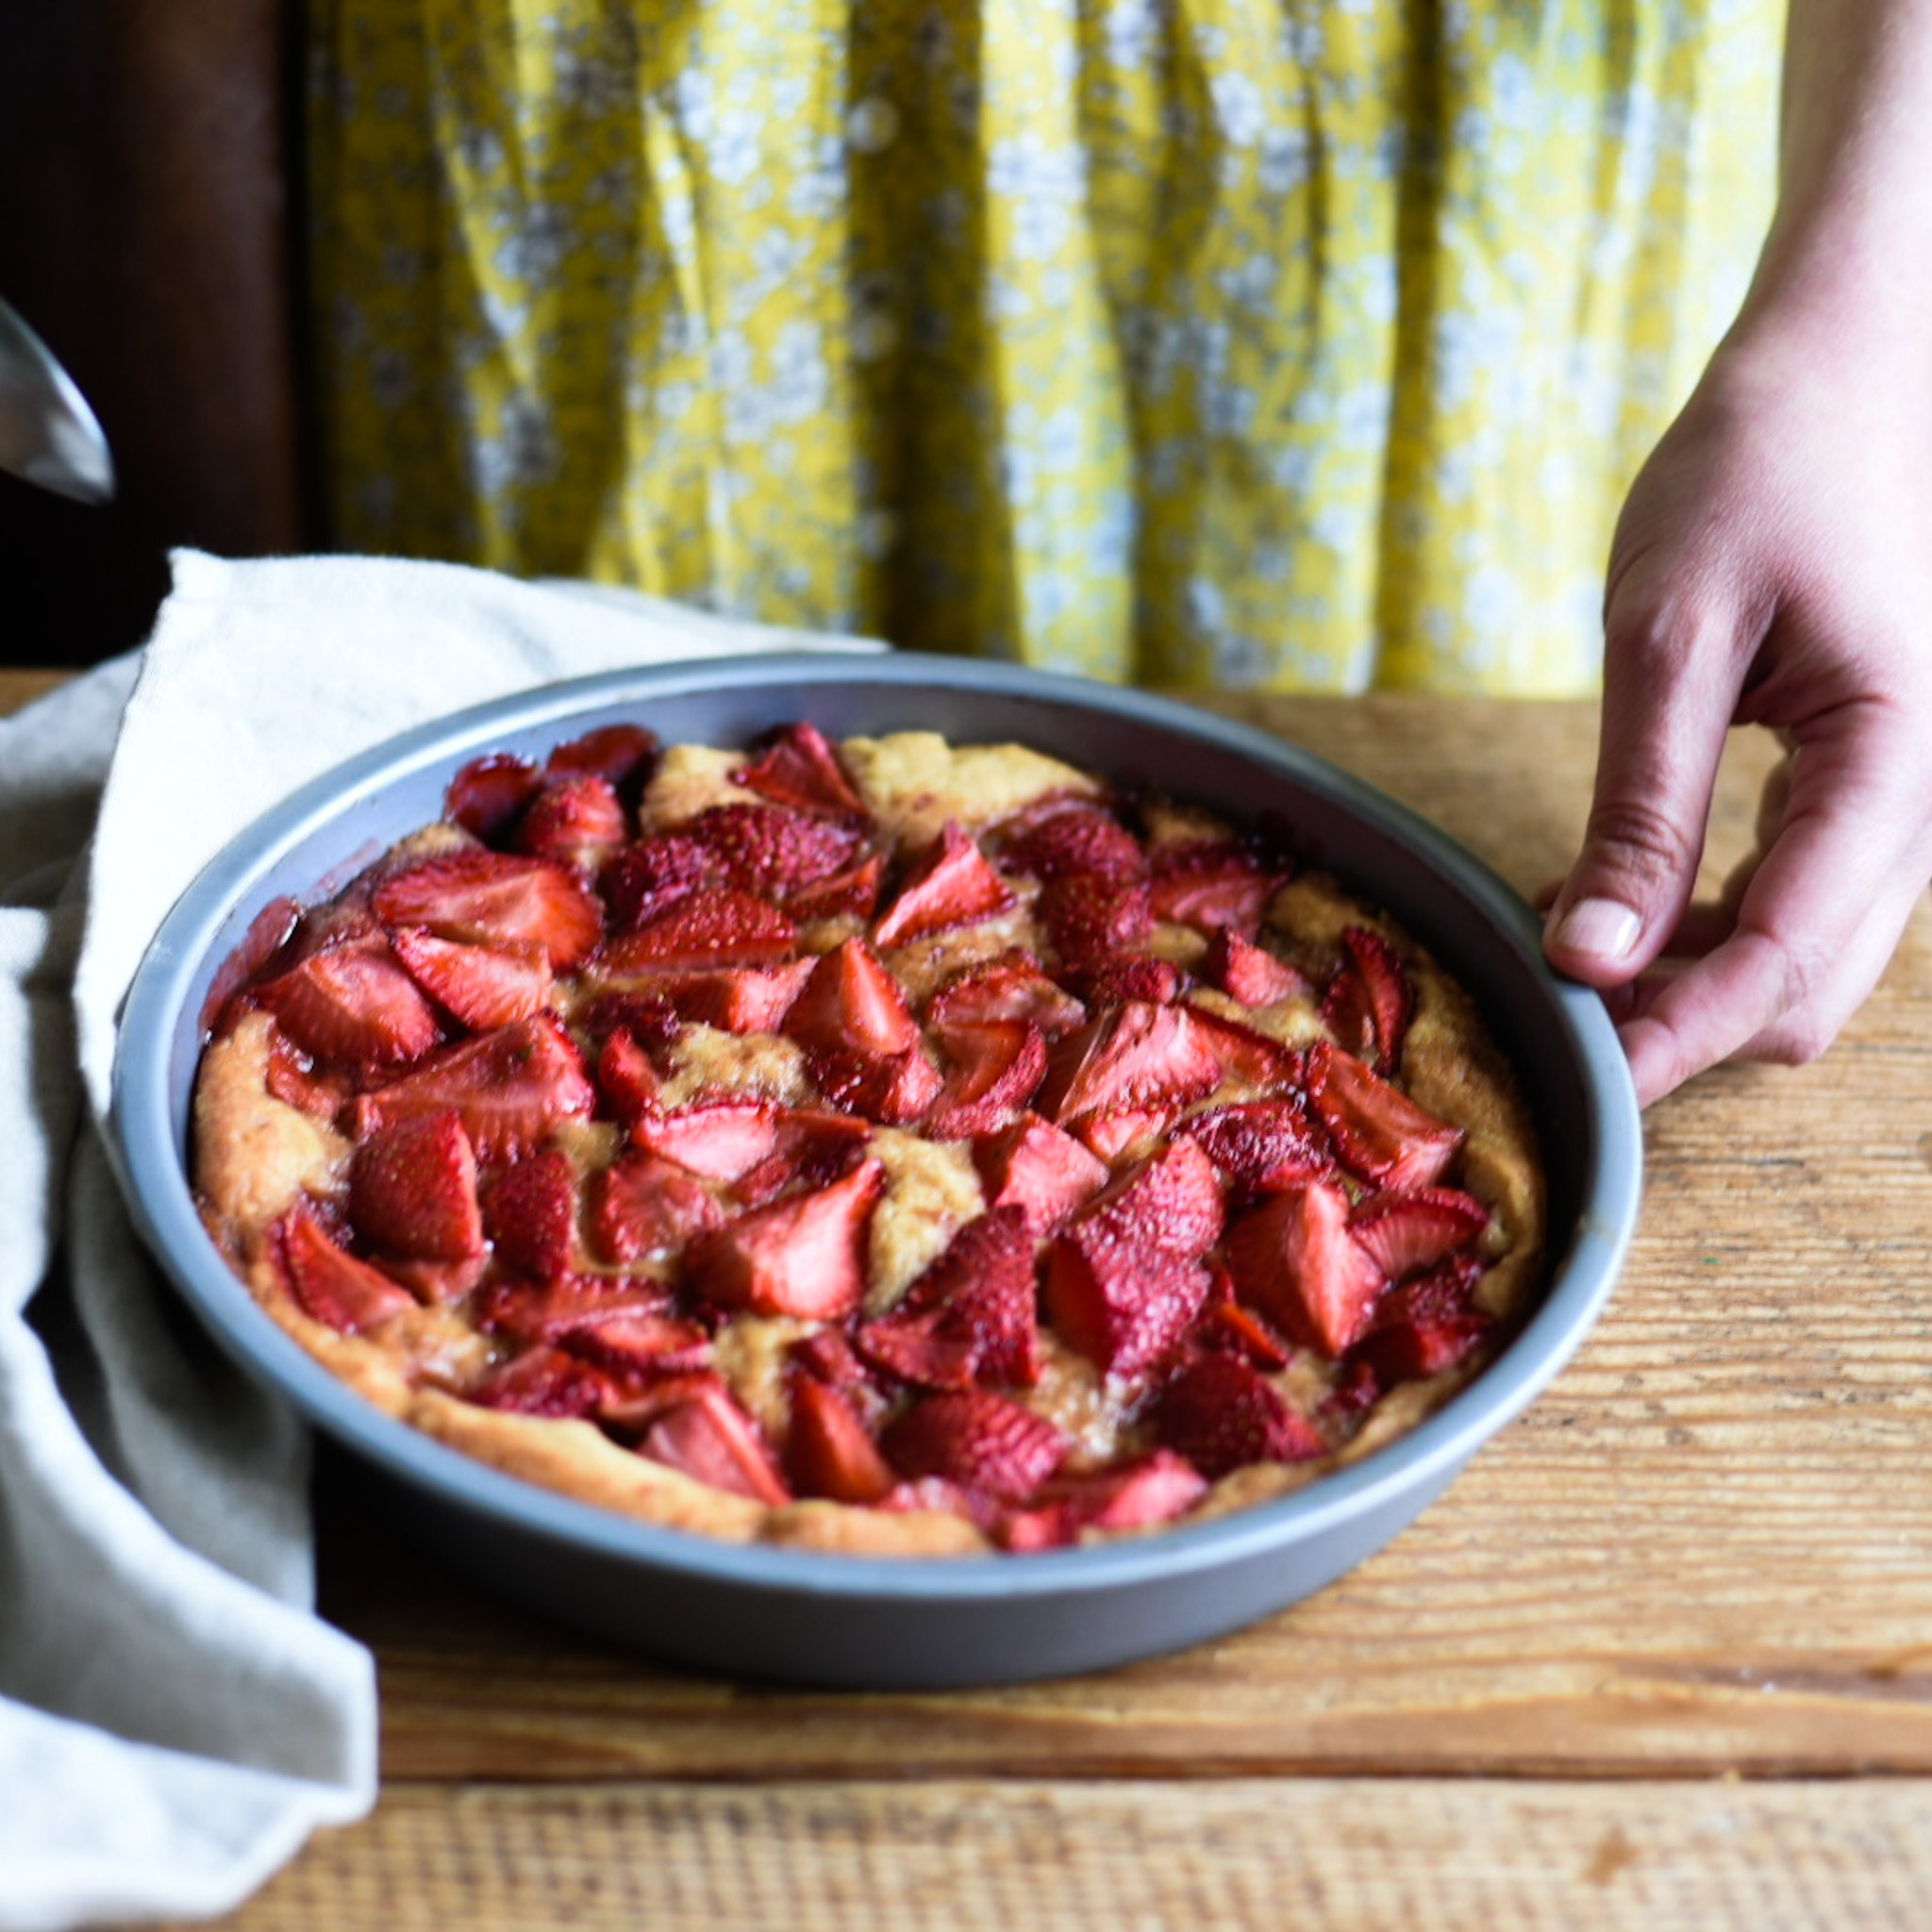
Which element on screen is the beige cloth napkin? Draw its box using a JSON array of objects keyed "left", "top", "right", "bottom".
[{"left": 0, "top": 549, "right": 880, "bottom": 1930}]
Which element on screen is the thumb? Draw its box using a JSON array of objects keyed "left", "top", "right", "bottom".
[{"left": 1544, "top": 570, "right": 1748, "bottom": 989}]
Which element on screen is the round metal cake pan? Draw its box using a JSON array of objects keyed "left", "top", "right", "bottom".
[{"left": 110, "top": 653, "right": 1642, "bottom": 1688}]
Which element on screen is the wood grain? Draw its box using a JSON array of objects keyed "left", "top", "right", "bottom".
[{"left": 150, "top": 1779, "right": 1932, "bottom": 1932}]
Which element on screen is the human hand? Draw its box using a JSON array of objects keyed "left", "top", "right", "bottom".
[{"left": 1541, "top": 330, "right": 1932, "bottom": 1107}]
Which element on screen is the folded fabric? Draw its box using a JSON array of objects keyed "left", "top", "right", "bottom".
[{"left": 0, "top": 550, "right": 880, "bottom": 1931}]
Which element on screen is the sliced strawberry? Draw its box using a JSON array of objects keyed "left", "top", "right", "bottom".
[
  {"left": 973, "top": 1112, "right": 1109, "bottom": 1235},
  {"left": 474, "top": 1269, "right": 675, "bottom": 1347},
  {"left": 1038, "top": 999, "right": 1225, "bottom": 1124},
  {"left": 261, "top": 1024, "right": 353, "bottom": 1124},
  {"left": 445, "top": 752, "right": 542, "bottom": 843},
  {"left": 879, "top": 1389, "right": 1067, "bottom": 1503},
  {"left": 684, "top": 800, "right": 866, "bottom": 897},
  {"left": 1188, "top": 1097, "right": 1332, "bottom": 1200},
  {"left": 632, "top": 1099, "right": 783, "bottom": 1180},
  {"left": 875, "top": 1474, "right": 1000, "bottom": 1530},
  {"left": 601, "top": 887, "right": 797, "bottom": 971},
  {"left": 391, "top": 926, "right": 553, "bottom": 1030},
  {"left": 639, "top": 1383, "right": 792, "bottom": 1506},
  {"left": 258, "top": 935, "right": 443, "bottom": 1069},
  {"left": 589, "top": 1150, "right": 726, "bottom": 1262},
  {"left": 637, "top": 958, "right": 816, "bottom": 1034},
  {"left": 785, "top": 1373, "right": 896, "bottom": 1503},
  {"left": 1062, "top": 955, "right": 1184, "bottom": 1008},
  {"left": 788, "top": 1324, "right": 886, "bottom": 1413},
  {"left": 1322, "top": 924, "right": 1415, "bottom": 1073},
  {"left": 809, "top": 1044, "right": 943, "bottom": 1125},
  {"left": 860, "top": 1205, "right": 1041, "bottom": 1390},
  {"left": 1071, "top": 1105, "right": 1185, "bottom": 1162},
  {"left": 275, "top": 1201, "right": 417, "bottom": 1333},
  {"left": 927, "top": 1018, "right": 1048, "bottom": 1140},
  {"left": 1305, "top": 1041, "right": 1464, "bottom": 1190},
  {"left": 1201, "top": 928, "right": 1311, "bottom": 1008},
  {"left": 542, "top": 722, "right": 658, "bottom": 791},
  {"left": 512, "top": 772, "right": 628, "bottom": 874},
  {"left": 469, "top": 1343, "right": 609, "bottom": 1420},
  {"left": 1148, "top": 838, "right": 1277, "bottom": 937},
  {"left": 1224, "top": 1178, "right": 1388, "bottom": 1357},
  {"left": 595, "top": 1024, "right": 663, "bottom": 1122},
  {"left": 347, "top": 1108, "right": 483, "bottom": 1262},
  {"left": 1352, "top": 1265, "right": 1493, "bottom": 1385},
  {"left": 732, "top": 719, "right": 869, "bottom": 819},
  {"left": 997, "top": 802, "right": 1146, "bottom": 884},
  {"left": 373, "top": 847, "right": 603, "bottom": 970},
  {"left": 854, "top": 1307, "right": 981, "bottom": 1390},
  {"left": 999, "top": 1450, "right": 1209, "bottom": 1552},
  {"left": 563, "top": 1308, "right": 713, "bottom": 1378},
  {"left": 1150, "top": 1353, "right": 1325, "bottom": 1479},
  {"left": 873, "top": 823, "right": 1015, "bottom": 948},
  {"left": 744, "top": 1107, "right": 876, "bottom": 1200},
  {"left": 685, "top": 1158, "right": 886, "bottom": 1317},
  {"left": 1347, "top": 1185, "right": 1490, "bottom": 1279},
  {"left": 783, "top": 850, "right": 886, "bottom": 923},
  {"left": 1200, "top": 1294, "right": 1295, "bottom": 1371},
  {"left": 378, "top": 1252, "right": 489, "bottom": 1304},
  {"left": 1187, "top": 1004, "right": 1301, "bottom": 1087},
  {"left": 784, "top": 936, "right": 922, "bottom": 1057},
  {"left": 1036, "top": 872, "right": 1154, "bottom": 966},
  {"left": 482, "top": 1146, "right": 579, "bottom": 1282},
  {"left": 1080, "top": 1136, "right": 1225, "bottom": 1260},
  {"left": 357, "top": 1012, "right": 596, "bottom": 1160},
  {"left": 926, "top": 949, "right": 1088, "bottom": 1039},
  {"left": 1043, "top": 1222, "right": 1213, "bottom": 1382},
  {"left": 597, "top": 832, "right": 715, "bottom": 931}
]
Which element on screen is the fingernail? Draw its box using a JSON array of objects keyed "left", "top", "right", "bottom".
[{"left": 1549, "top": 896, "right": 1641, "bottom": 961}]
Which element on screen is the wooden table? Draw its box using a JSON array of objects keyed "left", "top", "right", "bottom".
[{"left": 10, "top": 671, "right": 1929, "bottom": 1931}]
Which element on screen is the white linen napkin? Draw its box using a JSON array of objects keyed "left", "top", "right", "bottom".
[{"left": 0, "top": 549, "right": 881, "bottom": 1930}]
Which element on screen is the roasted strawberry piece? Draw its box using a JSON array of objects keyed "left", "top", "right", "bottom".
[
  {"left": 926, "top": 1018, "right": 1048, "bottom": 1140},
  {"left": 1322, "top": 924, "right": 1415, "bottom": 1073},
  {"left": 808, "top": 1044, "right": 943, "bottom": 1124},
  {"left": 873, "top": 822, "right": 1015, "bottom": 948},
  {"left": 1304, "top": 1041, "right": 1464, "bottom": 1191},
  {"left": 744, "top": 1107, "right": 875, "bottom": 1200},
  {"left": 601, "top": 887, "right": 797, "bottom": 971},
  {"left": 1224, "top": 1178, "right": 1388, "bottom": 1357},
  {"left": 588, "top": 1150, "right": 725, "bottom": 1263},
  {"left": 685, "top": 801, "right": 867, "bottom": 897},
  {"left": 788, "top": 1324, "right": 887, "bottom": 1410},
  {"left": 785, "top": 1373, "right": 896, "bottom": 1503},
  {"left": 1351, "top": 1266, "right": 1493, "bottom": 1385},
  {"left": 685, "top": 1158, "right": 886, "bottom": 1318},
  {"left": 357, "top": 1012, "right": 596, "bottom": 1160},
  {"left": 347, "top": 1108, "right": 483, "bottom": 1262},
  {"left": 200, "top": 895, "right": 301, "bottom": 1037},
  {"left": 512, "top": 772, "right": 629, "bottom": 875},
  {"left": 1150, "top": 1353, "right": 1325, "bottom": 1479},
  {"left": 1201, "top": 928, "right": 1311, "bottom": 1008},
  {"left": 1044, "top": 1222, "right": 1213, "bottom": 1382},
  {"left": 635, "top": 959, "right": 816, "bottom": 1034},
  {"left": 999, "top": 1450, "right": 1209, "bottom": 1552},
  {"left": 258, "top": 934, "right": 443, "bottom": 1069},
  {"left": 595, "top": 1024, "right": 663, "bottom": 1123},
  {"left": 596, "top": 832, "right": 715, "bottom": 931},
  {"left": 1189, "top": 1097, "right": 1332, "bottom": 1200},
  {"left": 391, "top": 926, "right": 553, "bottom": 1030},
  {"left": 1038, "top": 999, "right": 1224, "bottom": 1125},
  {"left": 261, "top": 1025, "right": 354, "bottom": 1123},
  {"left": 275, "top": 1201, "right": 417, "bottom": 1333},
  {"left": 482, "top": 1146, "right": 580, "bottom": 1282},
  {"left": 997, "top": 802, "right": 1146, "bottom": 884},
  {"left": 859, "top": 1206, "right": 1041, "bottom": 1390},
  {"left": 1036, "top": 872, "right": 1154, "bottom": 966},
  {"left": 784, "top": 936, "right": 922, "bottom": 1058},
  {"left": 473, "top": 1269, "right": 675, "bottom": 1348},
  {"left": 1147, "top": 839, "right": 1277, "bottom": 937},
  {"left": 1064, "top": 954, "right": 1185, "bottom": 1009},
  {"left": 926, "top": 950, "right": 1088, "bottom": 1039},
  {"left": 1186, "top": 1004, "right": 1301, "bottom": 1087},
  {"left": 374, "top": 847, "right": 604, "bottom": 971},
  {"left": 1200, "top": 1294, "right": 1295, "bottom": 1372},
  {"left": 632, "top": 1098, "right": 783, "bottom": 1180},
  {"left": 853, "top": 1308, "right": 981, "bottom": 1390},
  {"left": 973, "top": 1112, "right": 1109, "bottom": 1235},
  {"left": 1347, "top": 1185, "right": 1490, "bottom": 1280},
  {"left": 732, "top": 719, "right": 869, "bottom": 819},
  {"left": 638, "top": 1383, "right": 793, "bottom": 1506},
  {"left": 1080, "top": 1136, "right": 1225, "bottom": 1260},
  {"left": 542, "top": 722, "right": 658, "bottom": 791},
  {"left": 444, "top": 752, "right": 542, "bottom": 843},
  {"left": 783, "top": 851, "right": 886, "bottom": 923},
  {"left": 879, "top": 1389, "right": 1068, "bottom": 1503},
  {"left": 470, "top": 1343, "right": 609, "bottom": 1420},
  {"left": 1071, "top": 1105, "right": 1186, "bottom": 1162},
  {"left": 563, "top": 1308, "right": 713, "bottom": 1378}
]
